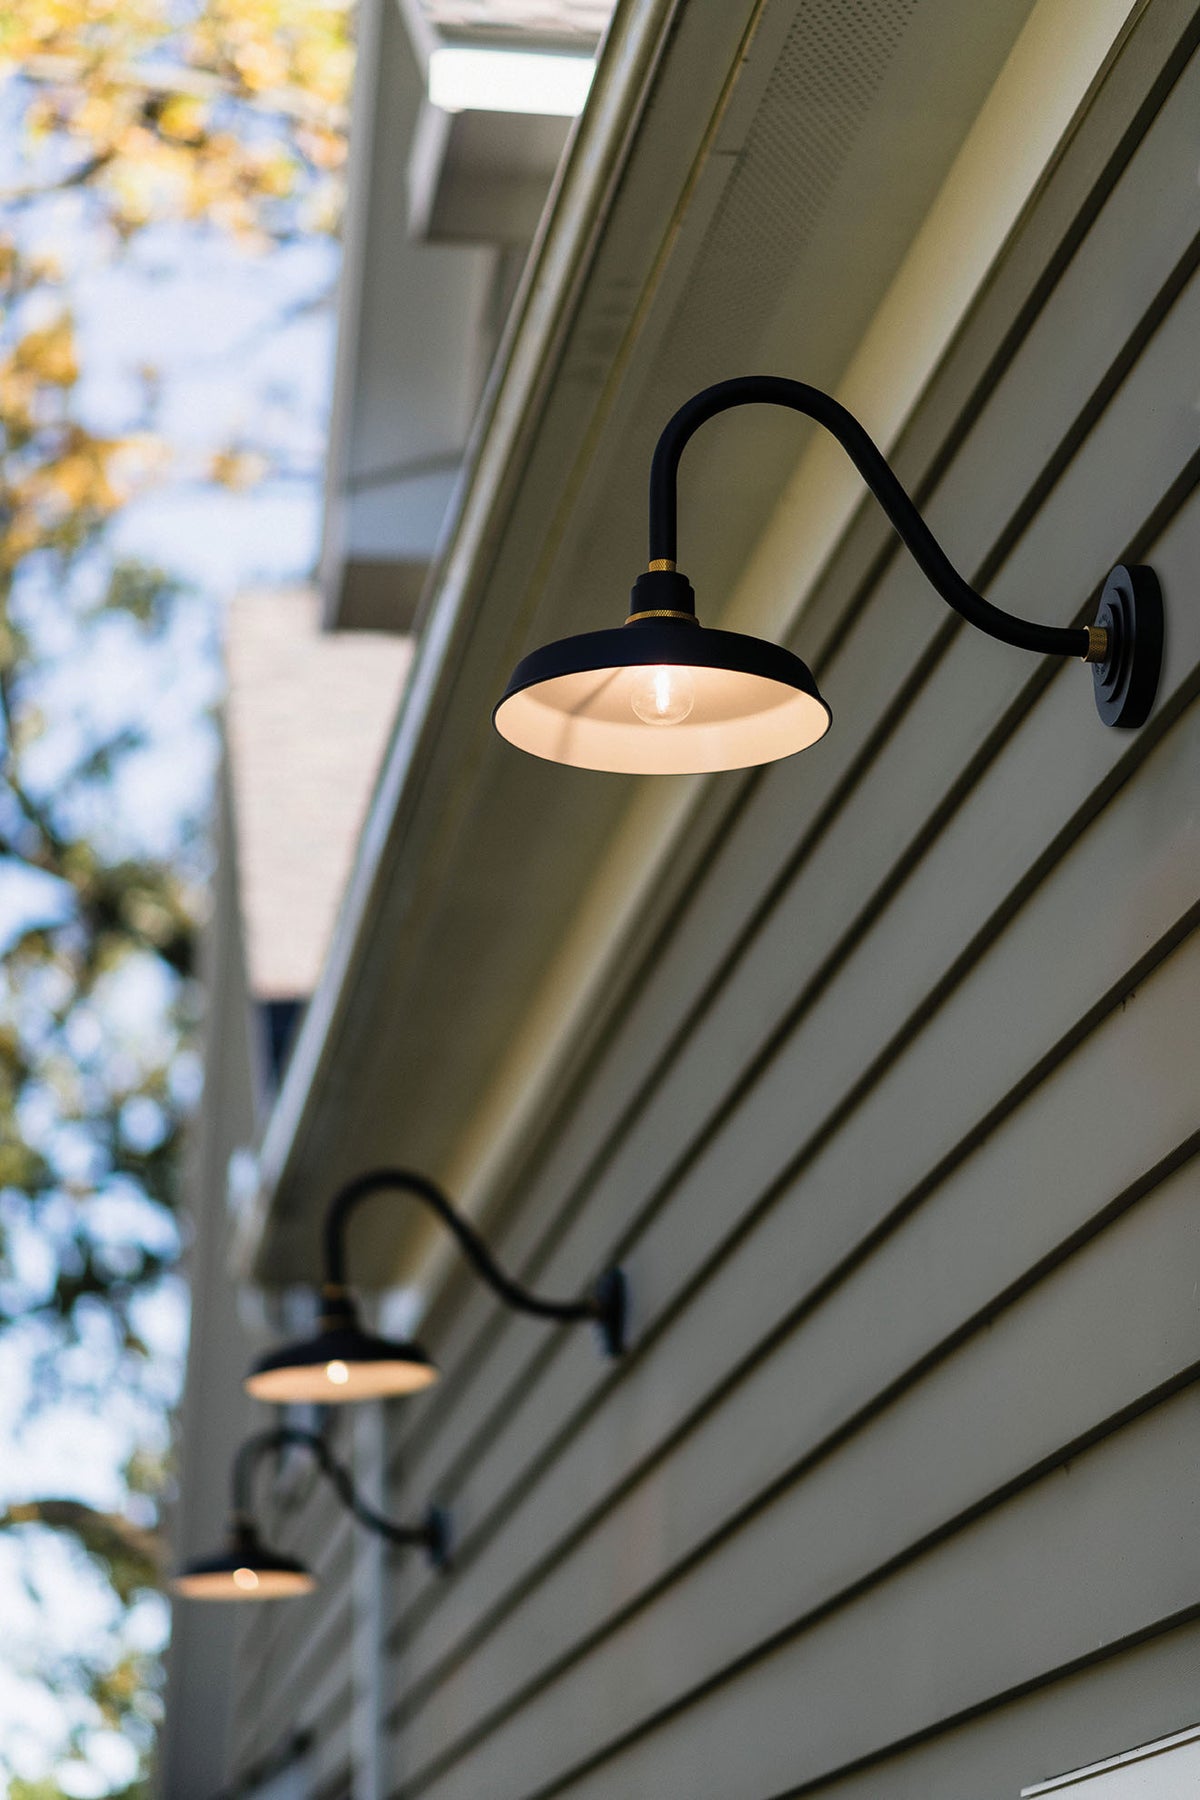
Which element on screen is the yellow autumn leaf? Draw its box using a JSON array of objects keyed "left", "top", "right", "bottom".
[
  {"left": 209, "top": 446, "right": 269, "bottom": 490},
  {"left": 5, "top": 313, "right": 78, "bottom": 388},
  {"left": 156, "top": 92, "right": 208, "bottom": 143}
]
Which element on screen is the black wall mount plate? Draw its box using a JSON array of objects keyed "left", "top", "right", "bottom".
[
  {"left": 591, "top": 1266, "right": 628, "bottom": 1359},
  {"left": 426, "top": 1505, "right": 453, "bottom": 1573},
  {"left": 1092, "top": 564, "right": 1163, "bottom": 728}
]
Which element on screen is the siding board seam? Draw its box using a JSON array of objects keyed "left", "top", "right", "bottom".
[
  {"left": 252, "top": 1602, "right": 355, "bottom": 1759},
  {"left": 764, "top": 1607, "right": 1200, "bottom": 1800},
  {"left": 482, "top": 1612, "right": 1200, "bottom": 1800},
  {"left": 397, "top": 1372, "right": 1200, "bottom": 1797}
]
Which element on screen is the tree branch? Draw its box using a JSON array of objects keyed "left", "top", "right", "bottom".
[
  {"left": 0, "top": 1498, "right": 164, "bottom": 1594},
  {"left": 16, "top": 53, "right": 348, "bottom": 131},
  {"left": 0, "top": 150, "right": 115, "bottom": 208}
]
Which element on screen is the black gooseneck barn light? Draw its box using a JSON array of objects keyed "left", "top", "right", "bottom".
[
  {"left": 493, "top": 377, "right": 1162, "bottom": 772},
  {"left": 171, "top": 1425, "right": 449, "bottom": 1601},
  {"left": 244, "top": 1167, "right": 627, "bottom": 1406}
]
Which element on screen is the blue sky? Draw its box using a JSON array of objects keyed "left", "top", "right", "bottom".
[{"left": 0, "top": 76, "right": 341, "bottom": 1792}]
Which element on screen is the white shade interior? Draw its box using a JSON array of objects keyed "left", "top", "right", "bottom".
[
  {"left": 495, "top": 662, "right": 830, "bottom": 772},
  {"left": 244, "top": 1358, "right": 440, "bottom": 1405}
]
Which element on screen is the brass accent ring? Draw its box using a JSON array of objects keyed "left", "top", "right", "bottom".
[
  {"left": 1082, "top": 623, "right": 1110, "bottom": 664},
  {"left": 625, "top": 609, "right": 700, "bottom": 624},
  {"left": 647, "top": 558, "right": 676, "bottom": 572}
]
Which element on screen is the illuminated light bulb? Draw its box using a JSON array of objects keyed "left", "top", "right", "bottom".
[
  {"left": 629, "top": 665, "right": 695, "bottom": 726},
  {"left": 325, "top": 1360, "right": 350, "bottom": 1386},
  {"left": 232, "top": 1567, "right": 260, "bottom": 1592}
]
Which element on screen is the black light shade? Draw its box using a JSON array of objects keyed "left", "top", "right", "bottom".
[
  {"left": 494, "top": 614, "right": 831, "bottom": 774},
  {"left": 172, "top": 1522, "right": 315, "bottom": 1602},
  {"left": 244, "top": 1319, "right": 439, "bottom": 1405}
]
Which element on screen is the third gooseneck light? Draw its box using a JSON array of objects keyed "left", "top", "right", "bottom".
[{"left": 172, "top": 1425, "right": 448, "bottom": 1601}]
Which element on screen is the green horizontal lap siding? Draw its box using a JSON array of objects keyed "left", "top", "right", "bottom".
[
  {"left": 305, "top": 1687, "right": 354, "bottom": 1800},
  {"left": 388, "top": 956, "right": 1200, "bottom": 1781},
  {"left": 357, "top": 6, "right": 1200, "bottom": 1797},
  {"left": 403, "top": 1394, "right": 1200, "bottom": 1800},
  {"left": 383, "top": 1, "right": 1200, "bottom": 1527},
  {"left": 389, "top": 795, "right": 1200, "bottom": 1794},
  {"left": 385, "top": 151, "right": 1200, "bottom": 1657}
]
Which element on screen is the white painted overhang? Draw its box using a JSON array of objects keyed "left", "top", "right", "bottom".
[
  {"left": 400, "top": 6, "right": 610, "bottom": 249},
  {"left": 1020, "top": 1723, "right": 1200, "bottom": 1796},
  {"left": 238, "top": 0, "right": 1140, "bottom": 1289},
  {"left": 318, "top": 0, "right": 498, "bottom": 631},
  {"left": 322, "top": 0, "right": 618, "bottom": 631}
]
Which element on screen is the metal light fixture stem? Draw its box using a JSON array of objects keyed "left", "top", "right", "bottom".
[
  {"left": 322, "top": 1168, "right": 624, "bottom": 1337},
  {"left": 244, "top": 1168, "right": 627, "bottom": 1405},
  {"left": 648, "top": 378, "right": 1088, "bottom": 656},
  {"left": 230, "top": 1426, "right": 446, "bottom": 1558}
]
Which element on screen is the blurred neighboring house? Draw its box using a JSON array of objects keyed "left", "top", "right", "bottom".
[
  {"left": 161, "top": 589, "right": 409, "bottom": 1799},
  {"left": 225, "top": 587, "right": 414, "bottom": 1074},
  {"left": 163, "top": 1, "right": 1200, "bottom": 1797}
]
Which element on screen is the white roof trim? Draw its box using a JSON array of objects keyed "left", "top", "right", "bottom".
[{"left": 1021, "top": 1723, "right": 1200, "bottom": 1795}]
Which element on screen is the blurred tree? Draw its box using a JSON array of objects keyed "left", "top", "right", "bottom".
[
  {"left": 0, "top": 1, "right": 354, "bottom": 1791},
  {"left": 1, "top": 0, "right": 352, "bottom": 241}
]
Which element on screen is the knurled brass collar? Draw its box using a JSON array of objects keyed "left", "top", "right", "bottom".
[
  {"left": 1082, "top": 623, "right": 1110, "bottom": 664},
  {"left": 647, "top": 558, "right": 676, "bottom": 572},
  {"left": 625, "top": 608, "right": 699, "bottom": 624}
]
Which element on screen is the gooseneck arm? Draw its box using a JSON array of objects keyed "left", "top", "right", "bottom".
[
  {"left": 321, "top": 1167, "right": 626, "bottom": 1354},
  {"left": 647, "top": 377, "right": 1091, "bottom": 660},
  {"left": 231, "top": 1426, "right": 446, "bottom": 1559}
]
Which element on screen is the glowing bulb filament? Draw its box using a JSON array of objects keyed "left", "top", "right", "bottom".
[
  {"left": 232, "top": 1567, "right": 260, "bottom": 1591},
  {"left": 325, "top": 1360, "right": 350, "bottom": 1385},
  {"left": 630, "top": 665, "right": 695, "bottom": 726}
]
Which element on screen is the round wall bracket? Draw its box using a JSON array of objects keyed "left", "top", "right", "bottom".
[
  {"left": 1091, "top": 564, "right": 1162, "bottom": 728},
  {"left": 425, "top": 1505, "right": 453, "bottom": 1573},
  {"left": 591, "top": 1267, "right": 628, "bottom": 1359}
]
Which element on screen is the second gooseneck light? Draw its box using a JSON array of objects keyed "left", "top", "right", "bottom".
[
  {"left": 245, "top": 1167, "right": 627, "bottom": 1405},
  {"left": 172, "top": 1425, "right": 448, "bottom": 1601},
  {"left": 493, "top": 377, "right": 1162, "bottom": 772}
]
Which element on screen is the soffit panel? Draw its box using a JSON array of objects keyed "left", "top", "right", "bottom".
[{"left": 415, "top": 0, "right": 614, "bottom": 49}]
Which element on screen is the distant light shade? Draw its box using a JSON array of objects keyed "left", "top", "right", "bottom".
[
  {"left": 494, "top": 618, "right": 831, "bottom": 773},
  {"left": 172, "top": 1530, "right": 315, "bottom": 1602},
  {"left": 244, "top": 1322, "right": 439, "bottom": 1405}
]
